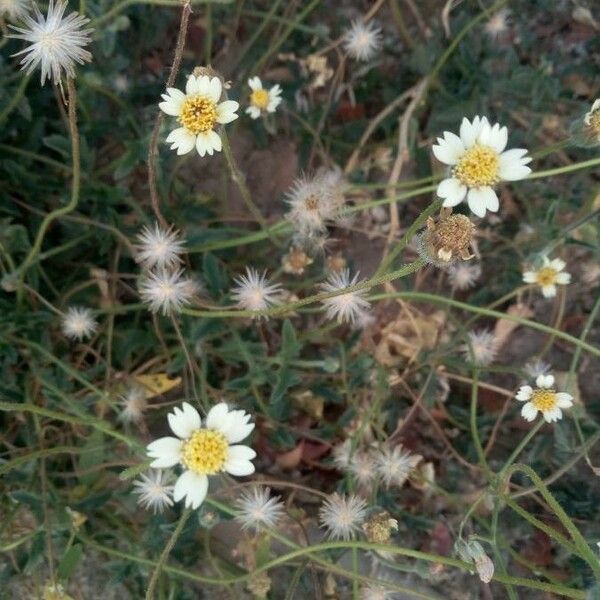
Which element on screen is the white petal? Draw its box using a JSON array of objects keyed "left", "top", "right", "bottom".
[
  {"left": 544, "top": 407, "right": 562, "bottom": 423},
  {"left": 246, "top": 106, "right": 260, "bottom": 119},
  {"left": 477, "top": 186, "right": 499, "bottom": 212},
  {"left": 216, "top": 100, "right": 239, "bottom": 124},
  {"left": 224, "top": 459, "right": 255, "bottom": 476},
  {"left": 498, "top": 149, "right": 532, "bottom": 180},
  {"left": 227, "top": 444, "right": 257, "bottom": 463},
  {"left": 537, "top": 374, "right": 554, "bottom": 388},
  {"left": 549, "top": 258, "right": 566, "bottom": 272},
  {"left": 168, "top": 402, "right": 201, "bottom": 439},
  {"left": 207, "top": 77, "right": 222, "bottom": 102},
  {"left": 541, "top": 284, "right": 557, "bottom": 298},
  {"left": 166, "top": 127, "right": 196, "bottom": 155},
  {"left": 460, "top": 116, "right": 481, "bottom": 148},
  {"left": 159, "top": 89, "right": 185, "bottom": 116},
  {"left": 466, "top": 187, "right": 489, "bottom": 218},
  {"left": 147, "top": 436, "right": 182, "bottom": 467},
  {"left": 206, "top": 403, "right": 230, "bottom": 430},
  {"left": 489, "top": 125, "right": 508, "bottom": 153},
  {"left": 516, "top": 385, "right": 533, "bottom": 401},
  {"left": 523, "top": 271, "right": 537, "bottom": 283},
  {"left": 220, "top": 414, "right": 254, "bottom": 443},
  {"left": 555, "top": 272, "right": 571, "bottom": 285},
  {"left": 173, "top": 471, "right": 208, "bottom": 509},
  {"left": 521, "top": 402, "right": 538, "bottom": 421},
  {"left": 432, "top": 132, "right": 465, "bottom": 165},
  {"left": 437, "top": 177, "right": 467, "bottom": 206},
  {"left": 206, "top": 129, "right": 222, "bottom": 152},
  {"left": 185, "top": 75, "right": 200, "bottom": 95},
  {"left": 248, "top": 76, "right": 261, "bottom": 91},
  {"left": 555, "top": 393, "right": 573, "bottom": 408}
]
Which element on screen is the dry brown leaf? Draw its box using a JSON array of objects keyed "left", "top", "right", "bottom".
[
  {"left": 494, "top": 303, "right": 534, "bottom": 349},
  {"left": 133, "top": 373, "right": 182, "bottom": 399}
]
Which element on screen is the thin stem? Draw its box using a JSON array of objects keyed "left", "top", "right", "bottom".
[
  {"left": 145, "top": 509, "right": 192, "bottom": 600},
  {"left": 498, "top": 420, "right": 544, "bottom": 476}
]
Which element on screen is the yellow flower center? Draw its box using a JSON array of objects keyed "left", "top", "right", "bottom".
[
  {"left": 535, "top": 267, "right": 557, "bottom": 287},
  {"left": 250, "top": 88, "right": 270, "bottom": 110},
  {"left": 178, "top": 95, "right": 218, "bottom": 134},
  {"left": 453, "top": 144, "right": 500, "bottom": 187},
  {"left": 531, "top": 389, "right": 557, "bottom": 412},
  {"left": 180, "top": 429, "right": 228, "bottom": 475}
]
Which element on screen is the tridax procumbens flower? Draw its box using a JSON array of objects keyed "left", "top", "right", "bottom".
[
  {"left": 159, "top": 74, "right": 239, "bottom": 156},
  {"left": 516, "top": 374, "right": 573, "bottom": 423},
  {"left": 147, "top": 402, "right": 256, "bottom": 509},
  {"left": 246, "top": 76, "right": 282, "bottom": 119},
  {"left": 433, "top": 116, "right": 532, "bottom": 217},
  {"left": 523, "top": 256, "right": 571, "bottom": 298}
]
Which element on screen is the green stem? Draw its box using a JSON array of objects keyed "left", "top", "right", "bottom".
[
  {"left": 469, "top": 370, "right": 492, "bottom": 476},
  {"left": 499, "top": 420, "right": 544, "bottom": 476},
  {"left": 0, "top": 74, "right": 31, "bottom": 125}
]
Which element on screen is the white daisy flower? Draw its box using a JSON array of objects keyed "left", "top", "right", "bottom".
[
  {"left": 319, "top": 492, "right": 367, "bottom": 540},
  {"left": 234, "top": 486, "right": 285, "bottom": 532},
  {"left": 133, "top": 470, "right": 174, "bottom": 514},
  {"left": 231, "top": 267, "right": 282, "bottom": 315},
  {"left": 138, "top": 268, "right": 193, "bottom": 315},
  {"left": 159, "top": 74, "right": 239, "bottom": 157},
  {"left": 343, "top": 19, "right": 382, "bottom": 62},
  {"left": 447, "top": 262, "right": 481, "bottom": 290},
  {"left": 61, "top": 306, "right": 97, "bottom": 341},
  {"left": 245, "top": 76, "right": 282, "bottom": 119},
  {"left": 375, "top": 445, "right": 421, "bottom": 489},
  {"left": 0, "top": 0, "right": 29, "bottom": 22},
  {"left": 135, "top": 222, "right": 185, "bottom": 271},
  {"left": 523, "top": 256, "right": 571, "bottom": 298},
  {"left": 147, "top": 402, "right": 256, "bottom": 509},
  {"left": 462, "top": 329, "right": 497, "bottom": 366},
  {"left": 319, "top": 269, "right": 371, "bottom": 325},
  {"left": 9, "top": 0, "right": 93, "bottom": 86},
  {"left": 118, "top": 386, "right": 147, "bottom": 424},
  {"left": 516, "top": 374, "right": 573, "bottom": 423},
  {"left": 433, "top": 116, "right": 532, "bottom": 217}
]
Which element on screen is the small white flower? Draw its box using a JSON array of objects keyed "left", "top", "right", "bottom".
[
  {"left": 9, "top": 0, "right": 93, "bottom": 86},
  {"left": 447, "top": 262, "right": 481, "bottom": 290},
  {"left": 285, "top": 171, "right": 346, "bottom": 241},
  {"left": 462, "top": 329, "right": 497, "bottom": 366},
  {"left": 433, "top": 116, "right": 532, "bottom": 218},
  {"left": 135, "top": 222, "right": 185, "bottom": 270},
  {"left": 516, "top": 374, "right": 573, "bottom": 423},
  {"left": 523, "top": 358, "right": 551, "bottom": 380},
  {"left": 245, "top": 76, "right": 282, "bottom": 119},
  {"left": 0, "top": 0, "right": 29, "bottom": 22},
  {"left": 348, "top": 451, "right": 377, "bottom": 487},
  {"left": 139, "top": 268, "right": 193, "bottom": 315},
  {"left": 375, "top": 445, "right": 420, "bottom": 489},
  {"left": 159, "top": 74, "right": 239, "bottom": 156},
  {"left": 319, "top": 492, "right": 367, "bottom": 540},
  {"left": 319, "top": 269, "right": 371, "bottom": 325},
  {"left": 523, "top": 256, "right": 571, "bottom": 298},
  {"left": 133, "top": 470, "right": 174, "bottom": 514},
  {"left": 231, "top": 267, "right": 282, "bottom": 315},
  {"left": 147, "top": 402, "right": 256, "bottom": 509},
  {"left": 61, "top": 306, "right": 97, "bottom": 341},
  {"left": 119, "top": 386, "right": 147, "bottom": 424},
  {"left": 343, "top": 19, "right": 382, "bottom": 61},
  {"left": 234, "top": 486, "right": 285, "bottom": 532}
]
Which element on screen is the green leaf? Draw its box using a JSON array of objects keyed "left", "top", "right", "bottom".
[
  {"left": 58, "top": 544, "right": 83, "bottom": 581},
  {"left": 280, "top": 319, "right": 301, "bottom": 362}
]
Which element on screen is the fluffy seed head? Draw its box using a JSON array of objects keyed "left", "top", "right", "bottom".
[
  {"left": 375, "top": 445, "right": 421, "bottom": 489},
  {"left": 343, "top": 19, "right": 382, "bottom": 61},
  {"left": 447, "top": 262, "right": 481, "bottom": 290},
  {"left": 61, "top": 306, "right": 97, "bottom": 341},
  {"left": 0, "top": 0, "right": 29, "bottom": 21},
  {"left": 462, "top": 329, "right": 497, "bottom": 366},
  {"left": 118, "top": 386, "right": 147, "bottom": 424},
  {"left": 135, "top": 222, "right": 185, "bottom": 270},
  {"left": 319, "top": 269, "right": 371, "bottom": 325},
  {"left": 235, "top": 486, "right": 285, "bottom": 532},
  {"left": 319, "top": 493, "right": 367, "bottom": 540},
  {"left": 9, "top": 0, "right": 93, "bottom": 85},
  {"left": 133, "top": 471, "right": 174, "bottom": 514},
  {"left": 231, "top": 267, "right": 282, "bottom": 315},
  {"left": 138, "top": 269, "right": 193, "bottom": 315}
]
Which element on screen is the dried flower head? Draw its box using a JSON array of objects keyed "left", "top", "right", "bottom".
[
  {"left": 139, "top": 269, "right": 193, "bottom": 315},
  {"left": 455, "top": 538, "right": 495, "bottom": 583},
  {"left": 516, "top": 374, "right": 573, "bottom": 423},
  {"left": 417, "top": 211, "right": 475, "bottom": 265},
  {"left": 319, "top": 269, "right": 371, "bottom": 325},
  {"left": 231, "top": 267, "right": 282, "bottom": 315},
  {"left": 571, "top": 99, "right": 600, "bottom": 148},
  {"left": 235, "top": 486, "right": 285, "bottom": 532},
  {"left": 343, "top": 19, "right": 382, "bottom": 61},
  {"left": 375, "top": 445, "right": 421, "bottom": 488},
  {"left": 523, "top": 256, "right": 571, "bottom": 298},
  {"left": 9, "top": 0, "right": 93, "bottom": 85},
  {"left": 159, "top": 73, "right": 239, "bottom": 156},
  {"left": 133, "top": 470, "right": 174, "bottom": 514},
  {"left": 433, "top": 115, "right": 532, "bottom": 217},
  {"left": 61, "top": 306, "right": 97, "bottom": 341},
  {"left": 246, "top": 76, "right": 282, "bottom": 119},
  {"left": 363, "top": 511, "right": 398, "bottom": 544},
  {"left": 319, "top": 493, "right": 367, "bottom": 540},
  {"left": 135, "top": 222, "right": 185, "bottom": 271},
  {"left": 462, "top": 329, "right": 497, "bottom": 366},
  {"left": 282, "top": 247, "right": 313, "bottom": 275}
]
